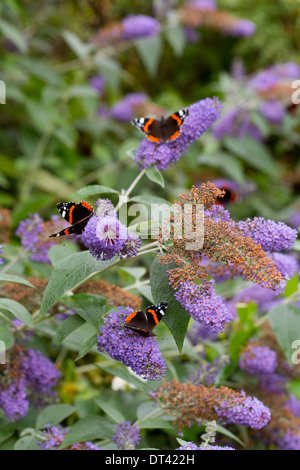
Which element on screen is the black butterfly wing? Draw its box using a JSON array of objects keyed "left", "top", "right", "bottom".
[
  {"left": 164, "top": 109, "right": 189, "bottom": 141},
  {"left": 57, "top": 201, "right": 93, "bottom": 224},
  {"left": 48, "top": 215, "right": 92, "bottom": 238},
  {"left": 146, "top": 302, "right": 168, "bottom": 332},
  {"left": 132, "top": 117, "right": 163, "bottom": 143},
  {"left": 123, "top": 309, "right": 153, "bottom": 336}
]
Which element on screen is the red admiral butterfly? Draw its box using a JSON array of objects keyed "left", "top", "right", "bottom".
[
  {"left": 216, "top": 185, "right": 238, "bottom": 205},
  {"left": 131, "top": 109, "right": 189, "bottom": 143},
  {"left": 49, "top": 201, "right": 93, "bottom": 238},
  {"left": 123, "top": 301, "right": 168, "bottom": 337}
]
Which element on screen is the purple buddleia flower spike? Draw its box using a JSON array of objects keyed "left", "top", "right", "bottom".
[
  {"left": 237, "top": 217, "right": 298, "bottom": 252},
  {"left": 176, "top": 442, "right": 235, "bottom": 450},
  {"left": 82, "top": 198, "right": 141, "bottom": 261},
  {"left": 0, "top": 380, "right": 29, "bottom": 421},
  {"left": 38, "top": 425, "right": 102, "bottom": 450},
  {"left": 110, "top": 93, "right": 148, "bottom": 122},
  {"left": 285, "top": 395, "right": 300, "bottom": 418},
  {"left": 239, "top": 344, "right": 278, "bottom": 376},
  {"left": 112, "top": 421, "right": 141, "bottom": 450},
  {"left": 215, "top": 391, "right": 271, "bottom": 429},
  {"left": 15, "top": 214, "right": 68, "bottom": 264},
  {"left": 187, "top": 0, "right": 217, "bottom": 10},
  {"left": 213, "top": 106, "right": 262, "bottom": 140},
  {"left": 81, "top": 215, "right": 128, "bottom": 261},
  {"left": 89, "top": 75, "right": 105, "bottom": 95},
  {"left": 24, "top": 349, "right": 61, "bottom": 396},
  {"left": 97, "top": 307, "right": 167, "bottom": 381},
  {"left": 38, "top": 425, "right": 68, "bottom": 450},
  {"left": 174, "top": 279, "right": 233, "bottom": 333},
  {"left": 269, "top": 252, "right": 298, "bottom": 279},
  {"left": 229, "top": 19, "right": 256, "bottom": 37},
  {"left": 134, "top": 97, "right": 222, "bottom": 170},
  {"left": 0, "top": 245, "right": 3, "bottom": 269},
  {"left": 276, "top": 431, "right": 300, "bottom": 451},
  {"left": 258, "top": 100, "right": 285, "bottom": 125},
  {"left": 122, "top": 15, "right": 161, "bottom": 39},
  {"left": 289, "top": 211, "right": 300, "bottom": 229},
  {"left": 119, "top": 232, "right": 142, "bottom": 258}
]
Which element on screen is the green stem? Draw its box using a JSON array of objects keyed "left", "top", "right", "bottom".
[{"left": 115, "top": 169, "right": 146, "bottom": 212}]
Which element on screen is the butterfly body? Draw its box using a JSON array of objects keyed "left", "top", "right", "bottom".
[
  {"left": 49, "top": 201, "right": 93, "bottom": 238},
  {"left": 123, "top": 301, "right": 168, "bottom": 337},
  {"left": 131, "top": 109, "right": 188, "bottom": 144}
]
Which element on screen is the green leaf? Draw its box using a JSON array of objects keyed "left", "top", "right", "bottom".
[
  {"left": 118, "top": 267, "right": 147, "bottom": 282},
  {"left": 150, "top": 257, "right": 190, "bottom": 352},
  {"left": 137, "top": 285, "right": 154, "bottom": 303},
  {"left": 0, "top": 322, "right": 14, "bottom": 351},
  {"left": 0, "top": 19, "right": 27, "bottom": 52},
  {"left": 39, "top": 251, "right": 119, "bottom": 319},
  {"left": 95, "top": 363, "right": 157, "bottom": 393},
  {"left": 145, "top": 165, "right": 165, "bottom": 188},
  {"left": 75, "top": 333, "right": 98, "bottom": 361},
  {"left": 0, "top": 299, "right": 34, "bottom": 328},
  {"left": 60, "top": 416, "right": 115, "bottom": 449},
  {"left": 283, "top": 274, "right": 299, "bottom": 297},
  {"left": 61, "top": 293, "right": 106, "bottom": 331},
  {"left": 269, "top": 304, "right": 300, "bottom": 366},
  {"left": 216, "top": 424, "right": 246, "bottom": 447},
  {"left": 36, "top": 404, "right": 77, "bottom": 429},
  {"left": 0, "top": 274, "right": 36, "bottom": 289},
  {"left": 17, "top": 56, "right": 62, "bottom": 86},
  {"left": 93, "top": 396, "right": 126, "bottom": 423},
  {"left": 135, "top": 35, "right": 163, "bottom": 76},
  {"left": 136, "top": 402, "right": 173, "bottom": 429},
  {"left": 14, "top": 436, "right": 39, "bottom": 450},
  {"left": 54, "top": 314, "right": 85, "bottom": 346},
  {"left": 229, "top": 302, "right": 257, "bottom": 360},
  {"left": 71, "top": 185, "right": 118, "bottom": 199},
  {"left": 48, "top": 243, "right": 80, "bottom": 267},
  {"left": 62, "top": 30, "right": 94, "bottom": 58},
  {"left": 198, "top": 152, "right": 246, "bottom": 184},
  {"left": 164, "top": 24, "right": 186, "bottom": 57},
  {"left": 224, "top": 136, "right": 278, "bottom": 178},
  {"left": 138, "top": 418, "right": 173, "bottom": 430}
]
